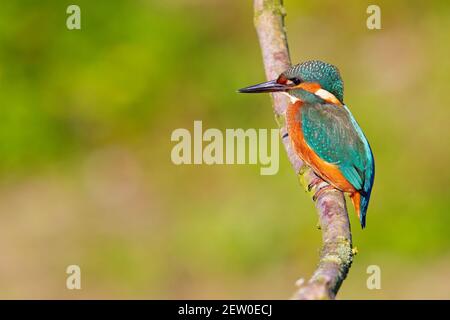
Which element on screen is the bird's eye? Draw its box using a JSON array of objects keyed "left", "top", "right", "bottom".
[{"left": 287, "top": 77, "right": 302, "bottom": 85}]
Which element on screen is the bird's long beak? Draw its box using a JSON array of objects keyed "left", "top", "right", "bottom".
[{"left": 238, "top": 79, "right": 289, "bottom": 93}]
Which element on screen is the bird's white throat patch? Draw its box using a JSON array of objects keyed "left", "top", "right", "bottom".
[
  {"left": 315, "top": 88, "right": 340, "bottom": 104},
  {"left": 282, "top": 92, "right": 300, "bottom": 104}
]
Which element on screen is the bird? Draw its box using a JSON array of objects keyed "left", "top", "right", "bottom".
[{"left": 238, "top": 60, "right": 374, "bottom": 228}]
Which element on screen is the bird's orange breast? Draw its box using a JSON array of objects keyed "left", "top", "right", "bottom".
[{"left": 286, "top": 101, "right": 356, "bottom": 193}]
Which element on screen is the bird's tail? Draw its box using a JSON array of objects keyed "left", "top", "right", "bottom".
[{"left": 350, "top": 191, "right": 370, "bottom": 229}]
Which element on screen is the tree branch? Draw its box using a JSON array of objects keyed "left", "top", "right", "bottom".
[{"left": 253, "top": 0, "right": 353, "bottom": 300}]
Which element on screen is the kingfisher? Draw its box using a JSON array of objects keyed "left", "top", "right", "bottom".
[{"left": 238, "top": 60, "right": 374, "bottom": 228}]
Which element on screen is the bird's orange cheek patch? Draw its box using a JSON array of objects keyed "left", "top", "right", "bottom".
[
  {"left": 295, "top": 82, "right": 322, "bottom": 93},
  {"left": 294, "top": 82, "right": 342, "bottom": 106}
]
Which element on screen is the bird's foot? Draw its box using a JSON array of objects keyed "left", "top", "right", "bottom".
[
  {"left": 312, "top": 184, "right": 335, "bottom": 202},
  {"left": 307, "top": 176, "right": 323, "bottom": 192}
]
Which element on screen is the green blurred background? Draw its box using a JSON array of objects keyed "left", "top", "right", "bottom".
[{"left": 0, "top": 0, "right": 449, "bottom": 299}]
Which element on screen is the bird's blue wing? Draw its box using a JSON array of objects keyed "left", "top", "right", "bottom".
[{"left": 301, "top": 102, "right": 375, "bottom": 217}]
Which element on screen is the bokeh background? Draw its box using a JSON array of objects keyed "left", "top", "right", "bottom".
[{"left": 0, "top": 0, "right": 449, "bottom": 299}]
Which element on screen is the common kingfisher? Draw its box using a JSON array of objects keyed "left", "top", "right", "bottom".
[{"left": 239, "top": 60, "right": 374, "bottom": 228}]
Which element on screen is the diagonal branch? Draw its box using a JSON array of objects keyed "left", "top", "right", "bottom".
[{"left": 253, "top": 0, "right": 353, "bottom": 300}]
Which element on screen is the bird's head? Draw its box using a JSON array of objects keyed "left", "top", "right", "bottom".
[{"left": 239, "top": 60, "right": 344, "bottom": 105}]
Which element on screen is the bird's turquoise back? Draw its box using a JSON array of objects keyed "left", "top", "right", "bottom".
[{"left": 301, "top": 102, "right": 375, "bottom": 227}]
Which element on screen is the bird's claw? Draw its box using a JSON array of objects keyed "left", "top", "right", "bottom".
[
  {"left": 307, "top": 177, "right": 322, "bottom": 192},
  {"left": 312, "top": 184, "right": 335, "bottom": 202}
]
